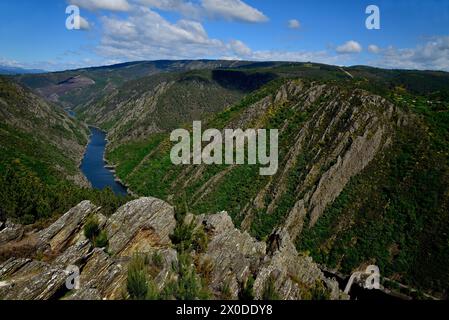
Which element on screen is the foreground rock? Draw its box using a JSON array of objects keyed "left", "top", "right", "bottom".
[
  {"left": 193, "top": 212, "right": 345, "bottom": 300},
  {"left": 0, "top": 198, "right": 345, "bottom": 300}
]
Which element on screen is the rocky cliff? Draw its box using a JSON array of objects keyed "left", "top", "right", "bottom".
[
  {"left": 104, "top": 76, "right": 449, "bottom": 297},
  {"left": 0, "top": 197, "right": 346, "bottom": 300}
]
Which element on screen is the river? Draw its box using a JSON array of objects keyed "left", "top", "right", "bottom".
[{"left": 80, "top": 127, "right": 128, "bottom": 196}]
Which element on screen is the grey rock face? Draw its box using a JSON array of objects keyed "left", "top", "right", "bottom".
[
  {"left": 68, "top": 248, "right": 127, "bottom": 300},
  {"left": 199, "top": 212, "right": 266, "bottom": 298},
  {"left": 38, "top": 200, "right": 98, "bottom": 253},
  {"left": 0, "top": 197, "right": 344, "bottom": 300},
  {"left": 0, "top": 220, "right": 24, "bottom": 245},
  {"left": 0, "top": 197, "right": 177, "bottom": 300},
  {"left": 106, "top": 197, "right": 176, "bottom": 255},
  {"left": 253, "top": 229, "right": 345, "bottom": 300},
  {"left": 195, "top": 212, "right": 345, "bottom": 300},
  {"left": 0, "top": 258, "right": 67, "bottom": 300}
]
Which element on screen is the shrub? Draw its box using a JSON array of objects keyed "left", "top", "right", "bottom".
[
  {"left": 146, "top": 278, "right": 159, "bottom": 300},
  {"left": 262, "top": 276, "right": 280, "bottom": 300},
  {"left": 170, "top": 220, "right": 196, "bottom": 252},
  {"left": 220, "top": 280, "right": 233, "bottom": 300},
  {"left": 197, "top": 257, "right": 214, "bottom": 285},
  {"left": 84, "top": 216, "right": 100, "bottom": 242},
  {"left": 127, "top": 254, "right": 149, "bottom": 300},
  {"left": 84, "top": 216, "right": 109, "bottom": 248},
  {"left": 151, "top": 251, "right": 164, "bottom": 270},
  {"left": 94, "top": 230, "right": 109, "bottom": 248},
  {"left": 239, "top": 275, "right": 255, "bottom": 300},
  {"left": 161, "top": 252, "right": 209, "bottom": 300},
  {"left": 0, "top": 160, "right": 134, "bottom": 226},
  {"left": 310, "top": 281, "right": 330, "bottom": 300},
  {"left": 192, "top": 227, "right": 208, "bottom": 253}
]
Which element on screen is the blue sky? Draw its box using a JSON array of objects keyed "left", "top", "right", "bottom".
[{"left": 1, "top": 0, "right": 449, "bottom": 71}]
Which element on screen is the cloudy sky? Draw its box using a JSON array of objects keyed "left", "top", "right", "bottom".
[{"left": 1, "top": 0, "right": 449, "bottom": 71}]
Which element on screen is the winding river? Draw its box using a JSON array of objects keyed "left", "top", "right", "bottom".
[{"left": 80, "top": 127, "right": 128, "bottom": 196}]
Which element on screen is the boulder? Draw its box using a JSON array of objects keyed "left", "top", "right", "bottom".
[
  {"left": 38, "top": 200, "right": 99, "bottom": 253},
  {"left": 0, "top": 220, "right": 24, "bottom": 245},
  {"left": 106, "top": 197, "right": 176, "bottom": 255}
]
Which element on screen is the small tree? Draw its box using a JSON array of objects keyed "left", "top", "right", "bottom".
[
  {"left": 262, "top": 276, "right": 280, "bottom": 300},
  {"left": 239, "top": 275, "right": 255, "bottom": 300},
  {"left": 170, "top": 220, "right": 196, "bottom": 252},
  {"left": 127, "top": 254, "right": 149, "bottom": 300},
  {"left": 94, "top": 230, "right": 109, "bottom": 248},
  {"left": 84, "top": 216, "right": 100, "bottom": 241},
  {"left": 84, "top": 216, "right": 109, "bottom": 248}
]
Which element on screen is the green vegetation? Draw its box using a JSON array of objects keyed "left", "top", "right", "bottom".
[
  {"left": 124, "top": 203, "right": 211, "bottom": 300},
  {"left": 84, "top": 216, "right": 109, "bottom": 248},
  {"left": 84, "top": 216, "right": 100, "bottom": 242},
  {"left": 126, "top": 254, "right": 159, "bottom": 300},
  {"left": 105, "top": 79, "right": 288, "bottom": 228},
  {"left": 297, "top": 93, "right": 449, "bottom": 295},
  {"left": 262, "top": 276, "right": 280, "bottom": 301},
  {"left": 107, "top": 134, "right": 165, "bottom": 178},
  {"left": 94, "top": 231, "right": 109, "bottom": 248},
  {"left": 0, "top": 159, "right": 133, "bottom": 225},
  {"left": 239, "top": 275, "right": 255, "bottom": 301},
  {"left": 169, "top": 198, "right": 209, "bottom": 253},
  {"left": 151, "top": 251, "right": 164, "bottom": 270},
  {"left": 220, "top": 280, "right": 233, "bottom": 300},
  {"left": 0, "top": 76, "right": 131, "bottom": 226},
  {"left": 107, "top": 72, "right": 449, "bottom": 297},
  {"left": 5, "top": 62, "right": 449, "bottom": 298},
  {"left": 161, "top": 252, "right": 210, "bottom": 300},
  {"left": 170, "top": 219, "right": 197, "bottom": 252}
]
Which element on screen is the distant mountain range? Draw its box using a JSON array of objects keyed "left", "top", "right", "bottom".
[{"left": 0, "top": 65, "right": 45, "bottom": 75}]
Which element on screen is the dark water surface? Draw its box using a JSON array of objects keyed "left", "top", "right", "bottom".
[{"left": 80, "top": 127, "right": 128, "bottom": 196}]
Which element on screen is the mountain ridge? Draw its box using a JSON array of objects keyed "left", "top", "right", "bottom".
[{"left": 2, "top": 60, "right": 449, "bottom": 299}]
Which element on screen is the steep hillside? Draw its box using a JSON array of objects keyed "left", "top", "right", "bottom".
[
  {"left": 6, "top": 60, "right": 449, "bottom": 298},
  {"left": 78, "top": 69, "right": 276, "bottom": 144},
  {"left": 105, "top": 77, "right": 449, "bottom": 298},
  {"left": 0, "top": 76, "right": 132, "bottom": 225},
  {"left": 0, "top": 76, "right": 89, "bottom": 185}
]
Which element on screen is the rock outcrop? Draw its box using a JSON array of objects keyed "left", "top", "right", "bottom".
[
  {"left": 0, "top": 197, "right": 345, "bottom": 300},
  {"left": 193, "top": 212, "right": 345, "bottom": 300},
  {"left": 0, "top": 221, "right": 24, "bottom": 246},
  {"left": 106, "top": 197, "right": 176, "bottom": 255}
]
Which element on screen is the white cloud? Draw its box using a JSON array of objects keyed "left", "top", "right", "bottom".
[
  {"left": 138, "top": 0, "right": 268, "bottom": 23},
  {"left": 0, "top": 57, "right": 22, "bottom": 68},
  {"left": 373, "top": 36, "right": 449, "bottom": 71},
  {"left": 97, "top": 7, "right": 231, "bottom": 60},
  {"left": 368, "top": 44, "right": 380, "bottom": 54},
  {"left": 336, "top": 40, "right": 362, "bottom": 54},
  {"left": 288, "top": 19, "right": 300, "bottom": 29},
  {"left": 79, "top": 16, "right": 91, "bottom": 30},
  {"left": 69, "top": 0, "right": 131, "bottom": 11},
  {"left": 202, "top": 0, "right": 268, "bottom": 22},
  {"left": 229, "top": 40, "right": 252, "bottom": 57},
  {"left": 94, "top": 5, "right": 361, "bottom": 67},
  {"left": 138, "top": 0, "right": 201, "bottom": 18}
]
